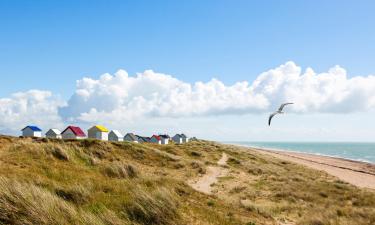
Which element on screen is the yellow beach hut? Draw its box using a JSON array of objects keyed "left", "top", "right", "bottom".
[{"left": 88, "top": 125, "right": 109, "bottom": 141}]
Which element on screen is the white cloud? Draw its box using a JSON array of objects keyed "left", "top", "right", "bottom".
[
  {"left": 58, "top": 69, "right": 269, "bottom": 123},
  {"left": 0, "top": 90, "right": 65, "bottom": 134},
  {"left": 252, "top": 62, "right": 375, "bottom": 113},
  {"left": 2, "top": 61, "right": 375, "bottom": 137},
  {"left": 58, "top": 61, "right": 375, "bottom": 126}
]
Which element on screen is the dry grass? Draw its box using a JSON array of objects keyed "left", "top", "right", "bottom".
[
  {"left": 0, "top": 177, "right": 105, "bottom": 225},
  {"left": 102, "top": 162, "right": 138, "bottom": 179},
  {"left": 0, "top": 136, "right": 374, "bottom": 225},
  {"left": 124, "top": 186, "right": 179, "bottom": 225}
]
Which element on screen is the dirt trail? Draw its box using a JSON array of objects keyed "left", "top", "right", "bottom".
[{"left": 189, "top": 153, "right": 228, "bottom": 194}]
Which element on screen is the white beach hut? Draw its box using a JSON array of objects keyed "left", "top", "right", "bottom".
[
  {"left": 109, "top": 130, "right": 123, "bottom": 142},
  {"left": 181, "top": 133, "right": 189, "bottom": 143},
  {"left": 172, "top": 134, "right": 183, "bottom": 144},
  {"left": 45, "top": 129, "right": 62, "bottom": 139},
  {"left": 124, "top": 133, "right": 138, "bottom": 143},
  {"left": 61, "top": 126, "right": 86, "bottom": 140},
  {"left": 88, "top": 125, "right": 109, "bottom": 141},
  {"left": 22, "top": 126, "right": 42, "bottom": 138},
  {"left": 159, "top": 135, "right": 169, "bottom": 145}
]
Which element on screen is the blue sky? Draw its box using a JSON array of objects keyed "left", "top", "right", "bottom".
[
  {"left": 1, "top": 0, "right": 375, "bottom": 97},
  {"left": 1, "top": 1, "right": 375, "bottom": 141}
]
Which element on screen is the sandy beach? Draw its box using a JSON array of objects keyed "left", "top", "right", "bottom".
[{"left": 253, "top": 148, "right": 375, "bottom": 190}]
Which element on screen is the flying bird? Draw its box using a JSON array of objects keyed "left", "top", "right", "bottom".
[{"left": 268, "top": 103, "right": 294, "bottom": 126}]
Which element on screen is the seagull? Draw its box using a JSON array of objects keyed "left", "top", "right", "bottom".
[{"left": 268, "top": 103, "right": 294, "bottom": 126}]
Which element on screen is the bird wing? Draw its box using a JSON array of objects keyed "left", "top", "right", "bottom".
[
  {"left": 268, "top": 112, "right": 278, "bottom": 126},
  {"left": 278, "top": 102, "right": 294, "bottom": 111}
]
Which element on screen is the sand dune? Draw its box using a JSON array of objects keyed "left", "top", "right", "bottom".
[{"left": 255, "top": 148, "right": 375, "bottom": 190}]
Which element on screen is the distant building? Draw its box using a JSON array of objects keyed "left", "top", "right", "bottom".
[
  {"left": 22, "top": 126, "right": 42, "bottom": 138},
  {"left": 45, "top": 129, "right": 62, "bottom": 139},
  {"left": 172, "top": 134, "right": 183, "bottom": 144},
  {"left": 61, "top": 126, "right": 86, "bottom": 139},
  {"left": 136, "top": 135, "right": 150, "bottom": 143},
  {"left": 88, "top": 125, "right": 109, "bottom": 141},
  {"left": 190, "top": 137, "right": 198, "bottom": 141},
  {"left": 124, "top": 133, "right": 138, "bottom": 143},
  {"left": 159, "top": 134, "right": 170, "bottom": 145},
  {"left": 150, "top": 135, "right": 161, "bottom": 144},
  {"left": 181, "top": 133, "right": 189, "bottom": 143},
  {"left": 108, "top": 130, "right": 123, "bottom": 142}
]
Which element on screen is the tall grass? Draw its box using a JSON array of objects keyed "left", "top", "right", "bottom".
[
  {"left": 0, "top": 136, "right": 374, "bottom": 225},
  {"left": 0, "top": 178, "right": 105, "bottom": 225}
]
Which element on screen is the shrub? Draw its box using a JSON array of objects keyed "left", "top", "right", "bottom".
[
  {"left": 51, "top": 146, "right": 69, "bottom": 161},
  {"left": 190, "top": 151, "right": 201, "bottom": 157},
  {"left": 228, "top": 157, "right": 241, "bottom": 165},
  {"left": 103, "top": 162, "right": 138, "bottom": 179},
  {"left": 191, "top": 161, "right": 206, "bottom": 174},
  {"left": 55, "top": 184, "right": 91, "bottom": 205},
  {"left": 207, "top": 200, "right": 215, "bottom": 207},
  {"left": 248, "top": 168, "right": 263, "bottom": 175},
  {"left": 124, "top": 187, "right": 179, "bottom": 225}
]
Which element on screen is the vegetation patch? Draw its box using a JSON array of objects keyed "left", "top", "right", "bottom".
[{"left": 102, "top": 162, "right": 138, "bottom": 179}]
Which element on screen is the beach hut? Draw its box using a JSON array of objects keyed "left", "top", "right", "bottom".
[
  {"left": 61, "top": 126, "right": 86, "bottom": 139},
  {"left": 136, "top": 135, "right": 150, "bottom": 143},
  {"left": 150, "top": 135, "right": 161, "bottom": 145},
  {"left": 88, "top": 125, "right": 109, "bottom": 141},
  {"left": 109, "top": 130, "right": 123, "bottom": 142},
  {"left": 159, "top": 135, "right": 170, "bottom": 145},
  {"left": 22, "top": 126, "right": 42, "bottom": 138},
  {"left": 45, "top": 129, "right": 62, "bottom": 139},
  {"left": 172, "top": 134, "right": 183, "bottom": 144},
  {"left": 124, "top": 133, "right": 138, "bottom": 143},
  {"left": 181, "top": 133, "right": 189, "bottom": 143},
  {"left": 190, "top": 137, "right": 198, "bottom": 141}
]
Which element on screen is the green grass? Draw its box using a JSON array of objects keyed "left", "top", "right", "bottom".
[{"left": 0, "top": 136, "right": 374, "bottom": 225}]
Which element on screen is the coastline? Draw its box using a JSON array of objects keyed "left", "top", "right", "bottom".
[
  {"left": 226, "top": 142, "right": 375, "bottom": 164},
  {"left": 226, "top": 143, "right": 375, "bottom": 189}
]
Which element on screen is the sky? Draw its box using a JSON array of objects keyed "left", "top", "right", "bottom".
[{"left": 1, "top": 0, "right": 375, "bottom": 141}]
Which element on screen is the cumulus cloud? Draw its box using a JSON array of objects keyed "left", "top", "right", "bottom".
[
  {"left": 252, "top": 62, "right": 375, "bottom": 113},
  {"left": 58, "top": 69, "right": 269, "bottom": 123},
  {"left": 2, "top": 61, "right": 375, "bottom": 135},
  {"left": 0, "top": 90, "right": 65, "bottom": 134},
  {"left": 58, "top": 61, "right": 375, "bottom": 125}
]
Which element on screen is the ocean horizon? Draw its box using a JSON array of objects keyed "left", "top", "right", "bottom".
[{"left": 225, "top": 141, "right": 375, "bottom": 164}]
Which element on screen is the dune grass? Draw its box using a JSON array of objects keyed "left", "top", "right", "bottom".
[{"left": 0, "top": 136, "right": 374, "bottom": 224}]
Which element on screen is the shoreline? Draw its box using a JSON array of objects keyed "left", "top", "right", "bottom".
[
  {"left": 226, "top": 142, "right": 375, "bottom": 165},
  {"left": 226, "top": 143, "right": 375, "bottom": 189},
  {"left": 254, "top": 147, "right": 375, "bottom": 189}
]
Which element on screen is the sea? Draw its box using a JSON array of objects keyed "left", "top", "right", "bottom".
[{"left": 226, "top": 142, "right": 375, "bottom": 164}]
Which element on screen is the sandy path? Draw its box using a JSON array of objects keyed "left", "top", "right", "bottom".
[
  {"left": 189, "top": 153, "right": 228, "bottom": 194},
  {"left": 256, "top": 149, "right": 375, "bottom": 190}
]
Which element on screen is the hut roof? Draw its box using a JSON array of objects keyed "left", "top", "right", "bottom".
[
  {"left": 110, "top": 130, "right": 123, "bottom": 137},
  {"left": 63, "top": 126, "right": 86, "bottom": 137},
  {"left": 91, "top": 125, "right": 109, "bottom": 132},
  {"left": 22, "top": 126, "right": 42, "bottom": 132}
]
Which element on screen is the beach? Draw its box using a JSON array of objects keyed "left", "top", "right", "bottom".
[{"left": 253, "top": 147, "right": 375, "bottom": 190}]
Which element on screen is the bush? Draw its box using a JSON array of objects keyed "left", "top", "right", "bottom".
[
  {"left": 191, "top": 161, "right": 206, "bottom": 174},
  {"left": 207, "top": 200, "right": 215, "bottom": 207},
  {"left": 55, "top": 184, "right": 91, "bottom": 205},
  {"left": 190, "top": 151, "right": 201, "bottom": 157},
  {"left": 51, "top": 146, "right": 69, "bottom": 161},
  {"left": 103, "top": 162, "right": 138, "bottom": 179},
  {"left": 124, "top": 187, "right": 179, "bottom": 225},
  {"left": 228, "top": 157, "right": 241, "bottom": 165}
]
